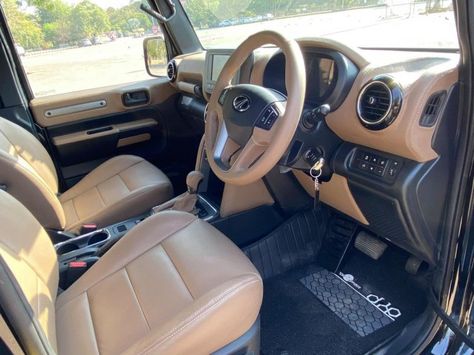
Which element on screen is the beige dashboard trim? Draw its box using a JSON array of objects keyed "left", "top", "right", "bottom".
[
  {"left": 297, "top": 38, "right": 370, "bottom": 68},
  {"left": 174, "top": 51, "right": 206, "bottom": 81},
  {"left": 177, "top": 81, "right": 196, "bottom": 95},
  {"left": 326, "top": 60, "right": 459, "bottom": 162},
  {"left": 293, "top": 170, "right": 369, "bottom": 225},
  {"left": 220, "top": 179, "right": 274, "bottom": 218},
  {"left": 249, "top": 39, "right": 459, "bottom": 162},
  {"left": 31, "top": 78, "right": 176, "bottom": 127}
]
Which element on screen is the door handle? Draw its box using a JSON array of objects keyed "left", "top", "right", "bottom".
[{"left": 122, "top": 90, "right": 150, "bottom": 107}]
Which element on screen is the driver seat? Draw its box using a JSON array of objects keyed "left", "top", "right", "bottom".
[
  {"left": 0, "top": 117, "right": 173, "bottom": 233},
  {"left": 0, "top": 190, "right": 263, "bottom": 354}
]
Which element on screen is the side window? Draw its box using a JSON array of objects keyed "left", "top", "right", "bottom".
[{"left": 1, "top": 0, "right": 167, "bottom": 97}]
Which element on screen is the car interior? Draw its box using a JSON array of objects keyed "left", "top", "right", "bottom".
[{"left": 0, "top": 0, "right": 472, "bottom": 354}]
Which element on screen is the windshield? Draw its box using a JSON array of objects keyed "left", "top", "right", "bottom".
[{"left": 181, "top": 0, "right": 458, "bottom": 50}]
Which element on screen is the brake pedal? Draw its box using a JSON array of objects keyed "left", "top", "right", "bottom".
[{"left": 354, "top": 231, "right": 387, "bottom": 260}]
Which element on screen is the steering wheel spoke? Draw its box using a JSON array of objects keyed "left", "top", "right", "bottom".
[
  {"left": 205, "top": 30, "right": 305, "bottom": 185},
  {"left": 230, "top": 137, "right": 267, "bottom": 173},
  {"left": 212, "top": 121, "right": 240, "bottom": 169}
]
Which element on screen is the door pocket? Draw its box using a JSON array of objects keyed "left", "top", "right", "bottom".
[{"left": 52, "top": 118, "right": 158, "bottom": 165}]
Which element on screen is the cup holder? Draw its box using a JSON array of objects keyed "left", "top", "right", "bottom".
[
  {"left": 88, "top": 231, "right": 109, "bottom": 246},
  {"left": 57, "top": 243, "right": 80, "bottom": 255},
  {"left": 55, "top": 229, "right": 110, "bottom": 257}
]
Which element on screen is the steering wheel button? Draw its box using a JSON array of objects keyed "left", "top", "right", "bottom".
[{"left": 256, "top": 106, "right": 279, "bottom": 130}]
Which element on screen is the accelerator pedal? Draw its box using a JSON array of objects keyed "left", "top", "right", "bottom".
[
  {"left": 317, "top": 214, "right": 358, "bottom": 272},
  {"left": 354, "top": 231, "right": 387, "bottom": 260}
]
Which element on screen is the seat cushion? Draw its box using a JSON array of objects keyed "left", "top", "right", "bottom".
[
  {"left": 60, "top": 155, "right": 173, "bottom": 232},
  {"left": 55, "top": 211, "right": 262, "bottom": 355}
]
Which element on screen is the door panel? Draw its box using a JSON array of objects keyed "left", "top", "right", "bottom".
[
  {"left": 29, "top": 78, "right": 203, "bottom": 190},
  {"left": 51, "top": 118, "right": 159, "bottom": 165},
  {"left": 30, "top": 78, "right": 175, "bottom": 127}
]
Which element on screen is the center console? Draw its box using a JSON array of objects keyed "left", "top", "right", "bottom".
[
  {"left": 53, "top": 183, "right": 219, "bottom": 288},
  {"left": 194, "top": 194, "right": 219, "bottom": 221},
  {"left": 54, "top": 213, "right": 149, "bottom": 284}
]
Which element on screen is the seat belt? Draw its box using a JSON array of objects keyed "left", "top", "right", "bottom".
[{"left": 0, "top": 312, "right": 24, "bottom": 354}]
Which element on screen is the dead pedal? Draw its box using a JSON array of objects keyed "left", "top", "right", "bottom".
[
  {"left": 354, "top": 231, "right": 387, "bottom": 260},
  {"left": 405, "top": 255, "right": 423, "bottom": 275}
]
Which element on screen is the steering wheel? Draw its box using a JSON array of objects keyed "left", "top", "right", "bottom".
[{"left": 205, "top": 31, "right": 306, "bottom": 186}]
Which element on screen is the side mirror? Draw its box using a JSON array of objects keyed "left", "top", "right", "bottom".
[{"left": 143, "top": 36, "right": 167, "bottom": 77}]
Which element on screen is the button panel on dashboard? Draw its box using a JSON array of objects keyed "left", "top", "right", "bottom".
[{"left": 351, "top": 149, "right": 402, "bottom": 181}]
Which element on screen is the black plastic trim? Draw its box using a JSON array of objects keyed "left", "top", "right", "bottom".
[
  {"left": 356, "top": 75, "right": 403, "bottom": 130},
  {"left": 263, "top": 47, "right": 359, "bottom": 110}
]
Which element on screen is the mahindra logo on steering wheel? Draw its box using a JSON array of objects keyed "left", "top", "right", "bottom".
[{"left": 232, "top": 95, "right": 251, "bottom": 112}]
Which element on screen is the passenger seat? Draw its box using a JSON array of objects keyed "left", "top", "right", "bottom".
[
  {"left": 0, "top": 190, "right": 263, "bottom": 354},
  {"left": 0, "top": 117, "right": 173, "bottom": 232}
]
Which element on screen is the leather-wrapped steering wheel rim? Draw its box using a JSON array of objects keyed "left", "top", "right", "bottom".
[{"left": 205, "top": 30, "right": 306, "bottom": 186}]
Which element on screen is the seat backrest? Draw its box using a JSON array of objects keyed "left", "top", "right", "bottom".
[
  {"left": 0, "top": 190, "right": 59, "bottom": 353},
  {"left": 0, "top": 117, "right": 65, "bottom": 230}
]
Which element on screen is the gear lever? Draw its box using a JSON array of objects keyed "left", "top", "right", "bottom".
[
  {"left": 186, "top": 171, "right": 204, "bottom": 194},
  {"left": 152, "top": 171, "right": 204, "bottom": 214}
]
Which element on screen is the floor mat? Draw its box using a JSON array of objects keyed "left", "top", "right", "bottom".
[
  {"left": 260, "top": 248, "right": 427, "bottom": 354},
  {"left": 243, "top": 208, "right": 330, "bottom": 279},
  {"left": 300, "top": 270, "right": 394, "bottom": 337}
]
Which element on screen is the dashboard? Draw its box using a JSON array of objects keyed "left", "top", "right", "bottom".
[
  {"left": 168, "top": 38, "right": 459, "bottom": 267},
  {"left": 263, "top": 48, "right": 357, "bottom": 109}
]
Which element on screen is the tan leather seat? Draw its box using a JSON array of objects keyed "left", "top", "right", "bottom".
[
  {"left": 0, "top": 117, "right": 173, "bottom": 232},
  {"left": 0, "top": 190, "right": 263, "bottom": 354}
]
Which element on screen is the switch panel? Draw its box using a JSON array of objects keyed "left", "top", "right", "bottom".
[{"left": 351, "top": 149, "right": 402, "bottom": 181}]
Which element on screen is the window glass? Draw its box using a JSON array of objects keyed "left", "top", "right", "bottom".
[
  {"left": 1, "top": 0, "right": 166, "bottom": 97},
  {"left": 181, "top": 0, "right": 458, "bottom": 50}
]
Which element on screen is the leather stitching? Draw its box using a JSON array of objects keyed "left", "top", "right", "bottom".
[
  {"left": 60, "top": 157, "right": 142, "bottom": 200},
  {"left": 161, "top": 245, "right": 195, "bottom": 300},
  {"left": 124, "top": 267, "right": 151, "bottom": 331},
  {"left": 0, "top": 154, "right": 65, "bottom": 228},
  {"left": 118, "top": 174, "right": 131, "bottom": 193},
  {"left": 66, "top": 199, "right": 80, "bottom": 224},
  {"left": 0, "top": 242, "right": 51, "bottom": 287},
  {"left": 84, "top": 291, "right": 100, "bottom": 355},
  {"left": 137, "top": 277, "right": 259, "bottom": 354},
  {"left": 94, "top": 186, "right": 106, "bottom": 208},
  {"left": 0, "top": 129, "right": 57, "bottom": 195},
  {"left": 64, "top": 184, "right": 170, "bottom": 231},
  {"left": 57, "top": 217, "right": 197, "bottom": 305}
]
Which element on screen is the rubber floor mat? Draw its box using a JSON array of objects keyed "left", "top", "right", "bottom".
[
  {"left": 243, "top": 208, "right": 330, "bottom": 279},
  {"left": 300, "top": 270, "right": 395, "bottom": 337}
]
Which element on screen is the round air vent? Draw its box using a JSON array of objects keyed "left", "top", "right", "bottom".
[
  {"left": 167, "top": 60, "right": 177, "bottom": 82},
  {"left": 356, "top": 75, "right": 402, "bottom": 130}
]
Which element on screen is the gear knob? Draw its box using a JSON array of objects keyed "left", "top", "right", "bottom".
[{"left": 186, "top": 171, "right": 204, "bottom": 194}]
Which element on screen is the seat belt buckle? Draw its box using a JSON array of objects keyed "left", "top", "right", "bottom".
[
  {"left": 69, "top": 261, "right": 87, "bottom": 268},
  {"left": 80, "top": 224, "right": 97, "bottom": 235},
  {"left": 65, "top": 260, "right": 88, "bottom": 287}
]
